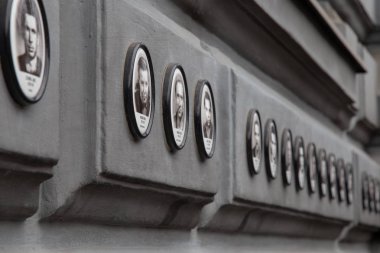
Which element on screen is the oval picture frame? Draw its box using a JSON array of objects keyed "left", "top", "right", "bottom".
[
  {"left": 246, "top": 109, "right": 263, "bottom": 176},
  {"left": 281, "top": 129, "right": 293, "bottom": 186},
  {"left": 369, "top": 175, "right": 375, "bottom": 212},
  {"left": 362, "top": 172, "right": 369, "bottom": 211},
  {"left": 375, "top": 179, "right": 380, "bottom": 213},
  {"left": 123, "top": 42, "right": 155, "bottom": 139},
  {"left": 345, "top": 163, "right": 354, "bottom": 205},
  {"left": 294, "top": 136, "right": 306, "bottom": 191},
  {"left": 327, "top": 154, "right": 337, "bottom": 200},
  {"left": 318, "top": 149, "right": 328, "bottom": 198},
  {"left": 162, "top": 64, "right": 189, "bottom": 151},
  {"left": 0, "top": 0, "right": 50, "bottom": 105},
  {"left": 194, "top": 80, "right": 216, "bottom": 159},
  {"left": 336, "top": 159, "right": 346, "bottom": 203},
  {"left": 307, "top": 143, "right": 318, "bottom": 194},
  {"left": 264, "top": 119, "right": 278, "bottom": 180}
]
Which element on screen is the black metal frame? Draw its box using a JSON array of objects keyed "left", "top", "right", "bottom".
[
  {"left": 162, "top": 64, "right": 189, "bottom": 151},
  {"left": 0, "top": 0, "right": 50, "bottom": 105},
  {"left": 123, "top": 42, "right": 155, "bottom": 139}
]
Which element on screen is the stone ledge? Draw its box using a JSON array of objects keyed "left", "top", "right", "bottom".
[
  {"left": 0, "top": 163, "right": 53, "bottom": 220},
  {"left": 43, "top": 181, "right": 213, "bottom": 229},
  {"left": 201, "top": 202, "right": 349, "bottom": 239}
]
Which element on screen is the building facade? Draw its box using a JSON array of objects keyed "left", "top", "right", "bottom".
[{"left": 0, "top": 0, "right": 379, "bottom": 252}]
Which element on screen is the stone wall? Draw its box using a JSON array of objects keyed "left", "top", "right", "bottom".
[{"left": 0, "top": 0, "right": 378, "bottom": 252}]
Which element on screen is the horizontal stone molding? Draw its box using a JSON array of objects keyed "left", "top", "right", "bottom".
[
  {"left": 43, "top": 181, "right": 213, "bottom": 229},
  {"left": 175, "top": 0, "right": 363, "bottom": 131}
]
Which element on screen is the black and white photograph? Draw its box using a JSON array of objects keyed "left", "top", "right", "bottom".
[
  {"left": 265, "top": 120, "right": 278, "bottom": 179},
  {"left": 307, "top": 143, "right": 317, "bottom": 194},
  {"left": 123, "top": 43, "right": 155, "bottom": 139},
  {"left": 346, "top": 164, "right": 353, "bottom": 205},
  {"left": 281, "top": 129, "right": 293, "bottom": 185},
  {"left": 318, "top": 149, "right": 328, "bottom": 197},
  {"left": 1, "top": 0, "right": 50, "bottom": 104},
  {"left": 194, "top": 80, "right": 216, "bottom": 159},
  {"left": 375, "top": 180, "right": 380, "bottom": 213},
  {"left": 246, "top": 109, "right": 262, "bottom": 175},
  {"left": 369, "top": 176, "right": 375, "bottom": 212},
  {"left": 337, "top": 159, "right": 346, "bottom": 203},
  {"left": 362, "top": 172, "right": 369, "bottom": 210},
  {"left": 163, "top": 64, "right": 189, "bottom": 151},
  {"left": 327, "top": 154, "right": 337, "bottom": 200},
  {"left": 294, "top": 137, "right": 305, "bottom": 191}
]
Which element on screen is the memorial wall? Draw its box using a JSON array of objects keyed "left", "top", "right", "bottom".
[{"left": 0, "top": 0, "right": 379, "bottom": 252}]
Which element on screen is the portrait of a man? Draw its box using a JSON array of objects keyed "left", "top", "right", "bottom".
[
  {"left": 282, "top": 130, "right": 293, "bottom": 184},
  {"left": 338, "top": 161, "right": 346, "bottom": 202},
  {"left": 134, "top": 56, "right": 150, "bottom": 116},
  {"left": 203, "top": 92, "right": 213, "bottom": 139},
  {"left": 268, "top": 124, "right": 277, "bottom": 177},
  {"left": 285, "top": 139, "right": 292, "bottom": 180},
  {"left": 319, "top": 150, "right": 328, "bottom": 196},
  {"left": 369, "top": 177, "right": 375, "bottom": 211},
  {"left": 252, "top": 116, "right": 261, "bottom": 170},
  {"left": 329, "top": 156, "right": 337, "bottom": 198},
  {"left": 375, "top": 181, "right": 380, "bottom": 212},
  {"left": 363, "top": 173, "right": 369, "bottom": 210},
  {"left": 173, "top": 77, "right": 185, "bottom": 130},
  {"left": 346, "top": 166, "right": 353, "bottom": 204},
  {"left": 297, "top": 144, "right": 305, "bottom": 189},
  {"left": 195, "top": 81, "right": 215, "bottom": 158},
  {"left": 308, "top": 145, "right": 317, "bottom": 192},
  {"left": 18, "top": 0, "right": 42, "bottom": 77}
]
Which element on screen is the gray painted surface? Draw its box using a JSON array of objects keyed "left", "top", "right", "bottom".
[
  {"left": 0, "top": 0, "right": 378, "bottom": 252},
  {"left": 255, "top": 0, "right": 358, "bottom": 101},
  {"left": 232, "top": 69, "right": 353, "bottom": 219},
  {"left": 101, "top": 1, "right": 227, "bottom": 193}
]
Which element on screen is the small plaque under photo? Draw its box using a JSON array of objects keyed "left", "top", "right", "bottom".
[
  {"left": 0, "top": 0, "right": 50, "bottom": 105},
  {"left": 123, "top": 43, "right": 155, "bottom": 139},
  {"left": 162, "top": 64, "right": 189, "bottom": 151},
  {"left": 246, "top": 109, "right": 262, "bottom": 176},
  {"left": 194, "top": 80, "right": 216, "bottom": 159}
]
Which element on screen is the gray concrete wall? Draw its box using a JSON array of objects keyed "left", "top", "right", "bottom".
[{"left": 0, "top": 0, "right": 378, "bottom": 252}]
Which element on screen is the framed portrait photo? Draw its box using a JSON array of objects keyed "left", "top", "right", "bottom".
[
  {"left": 194, "top": 80, "right": 216, "bottom": 159},
  {"left": 123, "top": 43, "right": 155, "bottom": 139},
  {"left": 281, "top": 129, "right": 293, "bottom": 186},
  {"left": 294, "top": 136, "right": 306, "bottom": 191},
  {"left": 362, "top": 172, "right": 369, "bottom": 211},
  {"left": 307, "top": 143, "right": 317, "bottom": 194},
  {"left": 163, "top": 64, "right": 189, "bottom": 151},
  {"left": 246, "top": 109, "right": 262, "bottom": 175},
  {"left": 375, "top": 180, "right": 380, "bottom": 213},
  {"left": 327, "top": 154, "right": 337, "bottom": 200},
  {"left": 318, "top": 149, "right": 328, "bottom": 198},
  {"left": 336, "top": 159, "right": 346, "bottom": 203},
  {"left": 0, "top": 0, "right": 50, "bottom": 105},
  {"left": 264, "top": 119, "right": 278, "bottom": 180},
  {"left": 345, "top": 163, "right": 353, "bottom": 205},
  {"left": 369, "top": 176, "right": 375, "bottom": 212}
]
